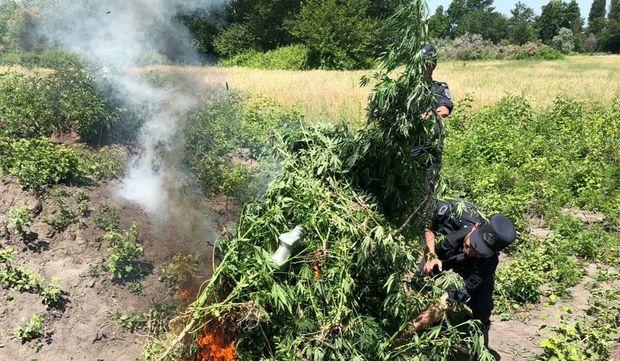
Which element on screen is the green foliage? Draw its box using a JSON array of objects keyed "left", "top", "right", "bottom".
[
  {"left": 44, "top": 198, "right": 78, "bottom": 232},
  {"left": 103, "top": 225, "right": 148, "bottom": 283},
  {"left": 11, "top": 314, "right": 43, "bottom": 343},
  {"left": 0, "top": 248, "right": 42, "bottom": 293},
  {"left": 110, "top": 303, "right": 177, "bottom": 335},
  {"left": 212, "top": 23, "right": 257, "bottom": 58},
  {"left": 552, "top": 27, "right": 575, "bottom": 53},
  {"left": 442, "top": 96, "right": 620, "bottom": 229},
  {"left": 0, "top": 136, "right": 82, "bottom": 189},
  {"left": 0, "top": 67, "right": 130, "bottom": 143},
  {"left": 537, "top": 286, "right": 619, "bottom": 360},
  {"left": 94, "top": 204, "right": 120, "bottom": 232},
  {"left": 7, "top": 206, "right": 32, "bottom": 235},
  {"left": 40, "top": 278, "right": 63, "bottom": 308},
  {"left": 160, "top": 253, "right": 200, "bottom": 294},
  {"left": 184, "top": 93, "right": 302, "bottom": 200},
  {"left": 219, "top": 44, "right": 310, "bottom": 70},
  {"left": 290, "top": 0, "right": 378, "bottom": 69},
  {"left": 494, "top": 234, "right": 583, "bottom": 316}
]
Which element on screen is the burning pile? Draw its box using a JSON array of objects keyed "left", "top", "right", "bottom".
[
  {"left": 152, "top": 1, "right": 491, "bottom": 360},
  {"left": 196, "top": 320, "right": 237, "bottom": 361}
]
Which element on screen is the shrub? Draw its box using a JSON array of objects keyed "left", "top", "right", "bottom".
[
  {"left": 0, "top": 136, "right": 82, "bottom": 189},
  {"left": 41, "top": 278, "right": 64, "bottom": 308},
  {"left": 183, "top": 93, "right": 302, "bottom": 199},
  {"left": 219, "top": 44, "right": 310, "bottom": 70},
  {"left": 0, "top": 68, "right": 127, "bottom": 143}
]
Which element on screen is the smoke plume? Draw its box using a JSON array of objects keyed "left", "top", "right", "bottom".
[{"left": 39, "top": 1, "right": 230, "bottom": 247}]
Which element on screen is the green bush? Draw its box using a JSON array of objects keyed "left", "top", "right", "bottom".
[
  {"left": 183, "top": 93, "right": 302, "bottom": 199},
  {"left": 442, "top": 96, "right": 620, "bottom": 229},
  {"left": 0, "top": 49, "right": 84, "bottom": 69},
  {"left": 219, "top": 44, "right": 310, "bottom": 70},
  {"left": 0, "top": 136, "right": 82, "bottom": 189},
  {"left": 0, "top": 68, "right": 127, "bottom": 143}
]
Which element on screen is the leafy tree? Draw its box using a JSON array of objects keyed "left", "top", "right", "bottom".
[
  {"left": 587, "top": 0, "right": 607, "bottom": 35},
  {"left": 447, "top": 0, "right": 467, "bottom": 36},
  {"left": 509, "top": 2, "right": 536, "bottom": 45},
  {"left": 537, "top": 0, "right": 583, "bottom": 43},
  {"left": 289, "top": 0, "right": 378, "bottom": 69},
  {"left": 446, "top": 0, "right": 507, "bottom": 42},
  {"left": 212, "top": 23, "right": 256, "bottom": 58},
  {"left": 552, "top": 27, "right": 575, "bottom": 53},
  {"left": 460, "top": 10, "right": 509, "bottom": 42},
  {"left": 602, "top": 0, "right": 620, "bottom": 52},
  {"left": 226, "top": 0, "right": 302, "bottom": 51},
  {"left": 428, "top": 5, "right": 450, "bottom": 39},
  {"left": 564, "top": 0, "right": 583, "bottom": 34}
]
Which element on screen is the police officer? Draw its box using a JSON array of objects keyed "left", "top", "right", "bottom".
[
  {"left": 417, "top": 199, "right": 517, "bottom": 349},
  {"left": 411, "top": 44, "right": 453, "bottom": 160},
  {"left": 423, "top": 44, "right": 453, "bottom": 119}
]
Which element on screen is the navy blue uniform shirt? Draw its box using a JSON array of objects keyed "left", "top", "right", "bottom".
[{"left": 429, "top": 200, "right": 497, "bottom": 326}]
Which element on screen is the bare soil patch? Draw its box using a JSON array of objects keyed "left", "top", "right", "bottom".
[{"left": 0, "top": 177, "right": 222, "bottom": 360}]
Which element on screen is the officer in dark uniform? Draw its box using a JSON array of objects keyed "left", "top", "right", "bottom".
[
  {"left": 422, "top": 44, "right": 453, "bottom": 119},
  {"left": 411, "top": 44, "right": 453, "bottom": 160},
  {"left": 418, "top": 199, "right": 517, "bottom": 348}
]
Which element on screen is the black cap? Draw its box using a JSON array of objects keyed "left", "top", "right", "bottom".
[
  {"left": 469, "top": 214, "right": 516, "bottom": 258},
  {"left": 422, "top": 44, "right": 437, "bottom": 65}
]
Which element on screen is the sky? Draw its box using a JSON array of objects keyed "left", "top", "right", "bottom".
[{"left": 427, "top": 0, "right": 594, "bottom": 19}]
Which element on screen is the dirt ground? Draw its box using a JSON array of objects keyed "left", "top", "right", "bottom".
[{"left": 0, "top": 177, "right": 227, "bottom": 361}]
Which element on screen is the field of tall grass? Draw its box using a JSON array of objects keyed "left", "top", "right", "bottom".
[{"left": 146, "top": 55, "right": 620, "bottom": 122}]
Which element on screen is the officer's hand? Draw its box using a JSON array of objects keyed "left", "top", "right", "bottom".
[{"left": 423, "top": 259, "right": 442, "bottom": 276}]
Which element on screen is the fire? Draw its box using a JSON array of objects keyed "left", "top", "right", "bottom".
[{"left": 196, "top": 320, "right": 237, "bottom": 361}]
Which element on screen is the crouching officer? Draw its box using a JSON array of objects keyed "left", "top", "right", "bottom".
[{"left": 406, "top": 200, "right": 517, "bottom": 351}]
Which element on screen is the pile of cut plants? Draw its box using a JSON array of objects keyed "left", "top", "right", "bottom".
[{"left": 147, "top": 2, "right": 492, "bottom": 360}]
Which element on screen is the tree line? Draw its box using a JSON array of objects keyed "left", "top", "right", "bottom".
[
  {"left": 1, "top": 0, "right": 619, "bottom": 70},
  {"left": 186, "top": 0, "right": 620, "bottom": 67}
]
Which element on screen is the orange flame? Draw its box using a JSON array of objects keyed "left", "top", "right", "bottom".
[{"left": 196, "top": 320, "right": 237, "bottom": 361}]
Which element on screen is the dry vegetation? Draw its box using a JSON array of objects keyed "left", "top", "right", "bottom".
[{"left": 145, "top": 55, "right": 620, "bottom": 123}]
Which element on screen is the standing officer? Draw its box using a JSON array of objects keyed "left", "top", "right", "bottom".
[
  {"left": 411, "top": 44, "right": 453, "bottom": 161},
  {"left": 422, "top": 44, "right": 453, "bottom": 119},
  {"left": 406, "top": 199, "right": 517, "bottom": 350}
]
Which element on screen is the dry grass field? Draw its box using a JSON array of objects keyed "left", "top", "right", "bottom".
[{"left": 146, "top": 54, "right": 620, "bottom": 122}]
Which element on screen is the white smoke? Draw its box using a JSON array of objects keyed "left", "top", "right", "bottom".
[{"left": 39, "top": 0, "right": 230, "bottom": 242}]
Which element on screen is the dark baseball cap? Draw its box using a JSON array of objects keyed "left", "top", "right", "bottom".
[
  {"left": 469, "top": 214, "right": 517, "bottom": 257},
  {"left": 422, "top": 44, "right": 437, "bottom": 65}
]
